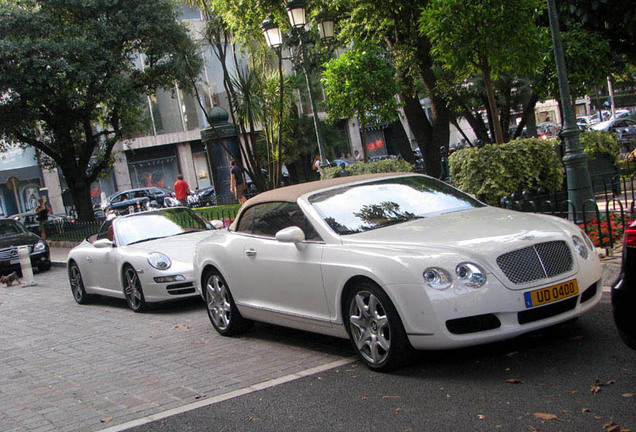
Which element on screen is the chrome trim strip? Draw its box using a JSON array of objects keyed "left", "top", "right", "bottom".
[{"left": 236, "top": 302, "right": 333, "bottom": 325}]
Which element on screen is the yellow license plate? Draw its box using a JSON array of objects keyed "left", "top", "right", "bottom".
[{"left": 524, "top": 279, "right": 579, "bottom": 308}]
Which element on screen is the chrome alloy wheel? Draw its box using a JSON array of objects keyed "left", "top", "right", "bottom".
[
  {"left": 206, "top": 274, "right": 232, "bottom": 330},
  {"left": 70, "top": 264, "right": 82, "bottom": 301},
  {"left": 348, "top": 290, "right": 391, "bottom": 365},
  {"left": 124, "top": 267, "right": 144, "bottom": 311},
  {"left": 69, "top": 262, "right": 88, "bottom": 304}
]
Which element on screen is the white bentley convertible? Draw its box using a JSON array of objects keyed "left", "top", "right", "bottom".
[
  {"left": 193, "top": 173, "right": 602, "bottom": 370},
  {"left": 68, "top": 207, "right": 216, "bottom": 312}
]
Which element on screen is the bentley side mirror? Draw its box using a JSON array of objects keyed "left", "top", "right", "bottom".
[{"left": 209, "top": 220, "right": 224, "bottom": 230}]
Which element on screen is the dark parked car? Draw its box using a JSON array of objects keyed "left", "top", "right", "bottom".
[
  {"left": 190, "top": 186, "right": 216, "bottom": 208},
  {"left": 0, "top": 218, "right": 51, "bottom": 274},
  {"left": 105, "top": 187, "right": 172, "bottom": 215},
  {"left": 612, "top": 219, "right": 636, "bottom": 350},
  {"left": 590, "top": 118, "right": 636, "bottom": 146}
]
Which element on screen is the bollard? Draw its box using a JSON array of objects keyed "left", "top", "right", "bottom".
[{"left": 18, "top": 245, "right": 37, "bottom": 286}]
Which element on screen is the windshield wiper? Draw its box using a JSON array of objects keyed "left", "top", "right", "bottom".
[
  {"left": 175, "top": 229, "right": 203, "bottom": 235},
  {"left": 127, "top": 236, "right": 168, "bottom": 245}
]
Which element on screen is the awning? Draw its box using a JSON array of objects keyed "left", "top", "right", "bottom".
[{"left": 0, "top": 165, "right": 41, "bottom": 185}]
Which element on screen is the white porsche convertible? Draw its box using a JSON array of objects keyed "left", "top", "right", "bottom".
[
  {"left": 193, "top": 173, "right": 602, "bottom": 370},
  {"left": 68, "top": 207, "right": 216, "bottom": 312}
]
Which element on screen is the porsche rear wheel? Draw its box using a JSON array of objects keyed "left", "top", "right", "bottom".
[
  {"left": 123, "top": 265, "right": 147, "bottom": 312},
  {"left": 69, "top": 261, "right": 90, "bottom": 304},
  {"left": 204, "top": 269, "right": 252, "bottom": 336},
  {"left": 345, "top": 282, "right": 414, "bottom": 371}
]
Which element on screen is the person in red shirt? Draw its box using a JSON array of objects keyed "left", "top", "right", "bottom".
[{"left": 173, "top": 174, "right": 191, "bottom": 206}]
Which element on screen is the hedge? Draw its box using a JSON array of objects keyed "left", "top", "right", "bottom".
[
  {"left": 321, "top": 158, "right": 414, "bottom": 180},
  {"left": 449, "top": 138, "right": 565, "bottom": 205}
]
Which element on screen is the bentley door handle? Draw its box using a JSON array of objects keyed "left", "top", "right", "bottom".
[{"left": 245, "top": 249, "right": 257, "bottom": 257}]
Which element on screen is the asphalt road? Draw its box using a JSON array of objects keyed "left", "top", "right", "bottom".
[{"left": 129, "top": 303, "right": 635, "bottom": 432}]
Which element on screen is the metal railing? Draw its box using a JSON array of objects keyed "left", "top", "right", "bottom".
[
  {"left": 499, "top": 172, "right": 636, "bottom": 251},
  {"left": 43, "top": 206, "right": 241, "bottom": 244}
]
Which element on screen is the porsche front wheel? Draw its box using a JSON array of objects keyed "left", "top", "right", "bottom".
[{"left": 123, "top": 265, "right": 148, "bottom": 312}]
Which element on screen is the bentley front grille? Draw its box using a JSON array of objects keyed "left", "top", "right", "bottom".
[{"left": 496, "top": 240, "right": 573, "bottom": 284}]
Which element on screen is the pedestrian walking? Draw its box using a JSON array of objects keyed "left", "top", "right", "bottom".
[
  {"left": 230, "top": 160, "right": 247, "bottom": 204},
  {"left": 312, "top": 154, "right": 321, "bottom": 180},
  {"left": 34, "top": 197, "right": 52, "bottom": 240},
  {"left": 173, "top": 174, "right": 191, "bottom": 206}
]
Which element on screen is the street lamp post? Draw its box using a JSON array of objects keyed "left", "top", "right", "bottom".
[
  {"left": 546, "top": 0, "right": 594, "bottom": 222},
  {"left": 261, "top": 1, "right": 334, "bottom": 167}
]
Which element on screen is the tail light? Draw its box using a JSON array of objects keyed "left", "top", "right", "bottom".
[{"left": 625, "top": 220, "right": 636, "bottom": 248}]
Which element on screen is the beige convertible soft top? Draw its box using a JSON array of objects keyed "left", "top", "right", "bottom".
[{"left": 228, "top": 172, "right": 414, "bottom": 231}]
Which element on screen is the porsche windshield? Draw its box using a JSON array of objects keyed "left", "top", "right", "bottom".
[
  {"left": 309, "top": 176, "right": 484, "bottom": 235},
  {"left": 117, "top": 208, "right": 209, "bottom": 246}
]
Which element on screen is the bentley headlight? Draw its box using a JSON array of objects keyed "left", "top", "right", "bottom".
[
  {"left": 580, "top": 230, "right": 595, "bottom": 252},
  {"left": 33, "top": 240, "right": 47, "bottom": 252},
  {"left": 572, "top": 235, "right": 588, "bottom": 259},
  {"left": 423, "top": 267, "right": 451, "bottom": 290},
  {"left": 455, "top": 263, "right": 487, "bottom": 288},
  {"left": 148, "top": 253, "right": 171, "bottom": 270}
]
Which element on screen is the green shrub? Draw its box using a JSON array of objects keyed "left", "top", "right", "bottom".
[
  {"left": 449, "top": 138, "right": 564, "bottom": 204},
  {"left": 579, "top": 131, "right": 619, "bottom": 161},
  {"left": 321, "top": 158, "right": 414, "bottom": 180}
]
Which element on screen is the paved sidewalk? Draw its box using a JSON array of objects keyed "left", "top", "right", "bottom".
[{"left": 0, "top": 267, "right": 353, "bottom": 432}]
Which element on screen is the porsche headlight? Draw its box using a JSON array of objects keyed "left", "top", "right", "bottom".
[
  {"left": 572, "top": 235, "right": 588, "bottom": 259},
  {"left": 423, "top": 267, "right": 451, "bottom": 290},
  {"left": 33, "top": 240, "right": 47, "bottom": 252},
  {"left": 148, "top": 253, "right": 171, "bottom": 270},
  {"left": 455, "top": 263, "right": 487, "bottom": 288}
]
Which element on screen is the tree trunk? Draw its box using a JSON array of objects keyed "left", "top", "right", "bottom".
[
  {"left": 517, "top": 91, "right": 539, "bottom": 138},
  {"left": 460, "top": 103, "right": 490, "bottom": 143},
  {"left": 499, "top": 78, "right": 512, "bottom": 143},
  {"left": 359, "top": 119, "right": 368, "bottom": 162},
  {"left": 482, "top": 67, "right": 504, "bottom": 144},
  {"left": 389, "top": 119, "right": 415, "bottom": 163},
  {"left": 64, "top": 173, "right": 95, "bottom": 222},
  {"left": 414, "top": 37, "right": 450, "bottom": 178}
]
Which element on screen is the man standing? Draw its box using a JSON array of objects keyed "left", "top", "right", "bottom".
[
  {"left": 230, "top": 160, "right": 247, "bottom": 204},
  {"left": 34, "top": 197, "right": 52, "bottom": 240},
  {"left": 173, "top": 174, "right": 190, "bottom": 206}
]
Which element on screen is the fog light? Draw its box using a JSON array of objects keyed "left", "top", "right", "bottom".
[{"left": 154, "top": 275, "right": 186, "bottom": 283}]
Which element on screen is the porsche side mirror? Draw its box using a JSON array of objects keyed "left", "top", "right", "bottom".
[
  {"left": 209, "top": 220, "right": 224, "bottom": 230},
  {"left": 94, "top": 239, "right": 113, "bottom": 248},
  {"left": 275, "top": 226, "right": 305, "bottom": 243}
]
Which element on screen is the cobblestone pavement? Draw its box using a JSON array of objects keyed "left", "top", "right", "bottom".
[{"left": 0, "top": 268, "right": 353, "bottom": 432}]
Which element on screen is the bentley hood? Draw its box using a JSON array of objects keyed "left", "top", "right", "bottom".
[{"left": 341, "top": 206, "right": 576, "bottom": 257}]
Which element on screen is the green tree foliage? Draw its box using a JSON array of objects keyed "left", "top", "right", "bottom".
[
  {"left": 322, "top": 44, "right": 400, "bottom": 161},
  {"left": 0, "top": 0, "right": 201, "bottom": 221},
  {"left": 557, "top": 0, "right": 636, "bottom": 61},
  {"left": 449, "top": 139, "right": 564, "bottom": 204},
  {"left": 420, "top": 0, "right": 543, "bottom": 144},
  {"left": 328, "top": 0, "right": 451, "bottom": 178}
]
